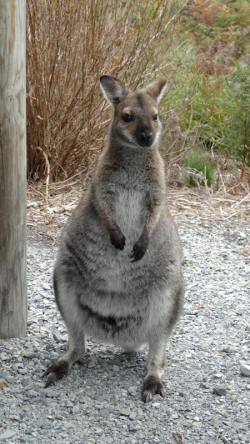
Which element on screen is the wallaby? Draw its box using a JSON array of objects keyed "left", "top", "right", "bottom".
[{"left": 45, "top": 75, "right": 184, "bottom": 402}]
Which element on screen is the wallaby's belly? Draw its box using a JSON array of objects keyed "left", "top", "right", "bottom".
[
  {"left": 57, "top": 193, "right": 181, "bottom": 346},
  {"left": 77, "top": 271, "right": 174, "bottom": 347},
  {"left": 79, "top": 300, "right": 150, "bottom": 347}
]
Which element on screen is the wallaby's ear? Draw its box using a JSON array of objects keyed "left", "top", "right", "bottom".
[
  {"left": 100, "top": 75, "right": 125, "bottom": 105},
  {"left": 144, "top": 78, "right": 167, "bottom": 104}
]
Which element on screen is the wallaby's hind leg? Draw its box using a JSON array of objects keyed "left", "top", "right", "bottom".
[
  {"left": 44, "top": 271, "right": 85, "bottom": 387},
  {"left": 142, "top": 335, "right": 167, "bottom": 402},
  {"left": 44, "top": 330, "right": 85, "bottom": 387},
  {"left": 142, "top": 285, "right": 183, "bottom": 402}
]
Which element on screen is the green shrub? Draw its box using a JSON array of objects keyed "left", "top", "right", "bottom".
[
  {"left": 165, "top": 0, "right": 250, "bottom": 173},
  {"left": 183, "top": 148, "right": 215, "bottom": 187},
  {"left": 161, "top": 46, "right": 249, "bottom": 171},
  {"left": 224, "top": 62, "right": 250, "bottom": 166}
]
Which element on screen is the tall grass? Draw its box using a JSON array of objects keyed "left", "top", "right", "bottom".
[
  {"left": 183, "top": 147, "right": 215, "bottom": 187},
  {"left": 27, "top": 0, "right": 187, "bottom": 183}
]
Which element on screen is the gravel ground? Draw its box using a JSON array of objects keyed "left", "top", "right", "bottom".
[{"left": 0, "top": 219, "right": 249, "bottom": 444}]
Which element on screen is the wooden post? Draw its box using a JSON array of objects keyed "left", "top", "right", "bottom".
[{"left": 0, "top": 0, "right": 27, "bottom": 338}]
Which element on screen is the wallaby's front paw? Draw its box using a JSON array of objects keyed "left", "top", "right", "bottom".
[
  {"left": 142, "top": 375, "right": 163, "bottom": 403},
  {"left": 44, "top": 359, "right": 69, "bottom": 387},
  {"left": 110, "top": 229, "right": 126, "bottom": 250},
  {"left": 130, "top": 231, "right": 148, "bottom": 262}
]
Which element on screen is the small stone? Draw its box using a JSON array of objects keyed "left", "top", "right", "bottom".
[
  {"left": 0, "top": 379, "right": 7, "bottom": 389},
  {"left": 18, "top": 368, "right": 27, "bottom": 375},
  {"left": 127, "top": 386, "right": 137, "bottom": 396},
  {"left": 120, "top": 408, "right": 130, "bottom": 417},
  {"left": 129, "top": 412, "right": 137, "bottom": 420},
  {"left": 51, "top": 330, "right": 62, "bottom": 343},
  {"left": 240, "top": 362, "right": 250, "bottom": 377},
  {"left": 8, "top": 415, "right": 20, "bottom": 421},
  {"left": 23, "top": 350, "right": 36, "bottom": 358},
  {"left": 221, "top": 346, "right": 235, "bottom": 354},
  {"left": 94, "top": 427, "right": 103, "bottom": 434},
  {"left": 213, "top": 386, "right": 227, "bottom": 396},
  {"left": 45, "top": 390, "right": 59, "bottom": 398},
  {"left": 96, "top": 403, "right": 104, "bottom": 410},
  {"left": 152, "top": 402, "right": 161, "bottom": 408},
  {"left": 0, "top": 429, "right": 17, "bottom": 440},
  {"left": 27, "top": 390, "right": 38, "bottom": 398},
  {"left": 6, "top": 376, "right": 15, "bottom": 384},
  {"left": 0, "top": 372, "right": 8, "bottom": 380},
  {"left": 42, "top": 283, "right": 51, "bottom": 291},
  {"left": 129, "top": 424, "right": 139, "bottom": 432},
  {"left": 213, "top": 373, "right": 223, "bottom": 379}
]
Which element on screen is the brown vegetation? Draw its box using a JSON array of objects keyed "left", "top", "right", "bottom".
[{"left": 27, "top": 0, "right": 186, "bottom": 183}]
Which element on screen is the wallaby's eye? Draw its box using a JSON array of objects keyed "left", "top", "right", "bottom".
[
  {"left": 153, "top": 114, "right": 158, "bottom": 121},
  {"left": 122, "top": 113, "right": 134, "bottom": 123}
]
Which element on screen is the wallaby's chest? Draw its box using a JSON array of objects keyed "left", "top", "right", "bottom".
[
  {"left": 106, "top": 163, "right": 149, "bottom": 241},
  {"left": 114, "top": 186, "right": 145, "bottom": 243}
]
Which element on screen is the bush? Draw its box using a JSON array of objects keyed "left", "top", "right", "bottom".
[
  {"left": 26, "top": 0, "right": 186, "bottom": 182},
  {"left": 183, "top": 148, "right": 215, "bottom": 187},
  {"left": 160, "top": 0, "right": 249, "bottom": 175},
  {"left": 178, "top": 0, "right": 249, "bottom": 169}
]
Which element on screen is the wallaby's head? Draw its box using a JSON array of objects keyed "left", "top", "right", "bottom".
[{"left": 100, "top": 75, "right": 167, "bottom": 149}]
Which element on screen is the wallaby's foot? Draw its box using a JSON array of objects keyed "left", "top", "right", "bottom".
[
  {"left": 44, "top": 359, "right": 69, "bottom": 387},
  {"left": 141, "top": 375, "right": 163, "bottom": 403}
]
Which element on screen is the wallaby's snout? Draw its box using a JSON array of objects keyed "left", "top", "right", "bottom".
[{"left": 137, "top": 126, "right": 153, "bottom": 147}]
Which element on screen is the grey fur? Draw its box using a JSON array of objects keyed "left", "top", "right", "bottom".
[{"left": 45, "top": 76, "right": 184, "bottom": 401}]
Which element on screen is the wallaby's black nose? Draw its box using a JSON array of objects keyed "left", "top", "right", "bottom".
[{"left": 139, "top": 130, "right": 153, "bottom": 146}]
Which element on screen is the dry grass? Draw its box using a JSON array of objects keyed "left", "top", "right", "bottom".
[
  {"left": 169, "top": 188, "right": 250, "bottom": 222},
  {"left": 27, "top": 0, "right": 187, "bottom": 183},
  {"left": 27, "top": 176, "right": 250, "bottom": 241}
]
